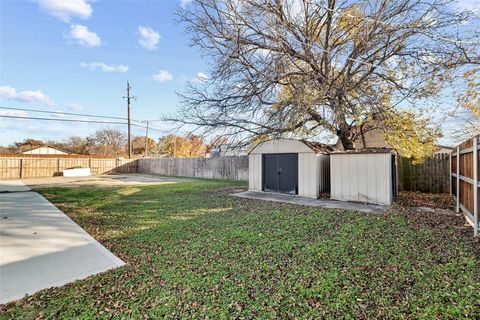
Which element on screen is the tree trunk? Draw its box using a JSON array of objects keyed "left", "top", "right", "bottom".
[{"left": 337, "top": 126, "right": 354, "bottom": 150}]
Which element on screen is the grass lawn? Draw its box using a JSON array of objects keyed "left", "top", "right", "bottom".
[{"left": 2, "top": 179, "right": 480, "bottom": 319}]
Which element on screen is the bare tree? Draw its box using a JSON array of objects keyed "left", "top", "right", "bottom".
[
  {"left": 448, "top": 109, "right": 480, "bottom": 142},
  {"left": 10, "top": 139, "right": 44, "bottom": 153},
  {"left": 46, "top": 136, "right": 90, "bottom": 155},
  {"left": 88, "top": 129, "right": 127, "bottom": 155},
  {"left": 64, "top": 136, "right": 90, "bottom": 154},
  {"left": 169, "top": 0, "right": 480, "bottom": 149}
]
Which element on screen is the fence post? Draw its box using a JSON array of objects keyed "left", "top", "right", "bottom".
[
  {"left": 396, "top": 156, "right": 402, "bottom": 192},
  {"left": 449, "top": 152, "right": 452, "bottom": 195},
  {"left": 473, "top": 137, "right": 478, "bottom": 236},
  {"left": 456, "top": 146, "right": 460, "bottom": 213},
  {"left": 19, "top": 158, "right": 23, "bottom": 179}
]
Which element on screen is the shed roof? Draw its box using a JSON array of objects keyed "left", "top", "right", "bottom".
[
  {"left": 330, "top": 147, "right": 395, "bottom": 155},
  {"left": 249, "top": 138, "right": 332, "bottom": 155}
]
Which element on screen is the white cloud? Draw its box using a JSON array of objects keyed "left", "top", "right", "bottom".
[
  {"left": 80, "top": 62, "right": 129, "bottom": 72},
  {"left": 0, "top": 110, "right": 29, "bottom": 123},
  {"left": 66, "top": 102, "right": 84, "bottom": 111},
  {"left": 0, "top": 110, "right": 28, "bottom": 117},
  {"left": 193, "top": 72, "right": 209, "bottom": 82},
  {"left": 68, "top": 24, "right": 101, "bottom": 47},
  {"left": 152, "top": 70, "right": 173, "bottom": 82},
  {"left": 0, "top": 85, "right": 54, "bottom": 106},
  {"left": 50, "top": 110, "right": 66, "bottom": 119},
  {"left": 457, "top": 0, "right": 480, "bottom": 13},
  {"left": 138, "top": 26, "right": 161, "bottom": 50},
  {"left": 38, "top": 0, "right": 92, "bottom": 22},
  {"left": 180, "top": 0, "right": 193, "bottom": 8},
  {"left": 0, "top": 86, "right": 16, "bottom": 98}
]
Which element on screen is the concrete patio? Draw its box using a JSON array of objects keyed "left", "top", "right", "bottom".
[
  {"left": 233, "top": 191, "right": 388, "bottom": 214},
  {"left": 21, "top": 173, "right": 181, "bottom": 188},
  {"left": 0, "top": 180, "right": 125, "bottom": 305}
]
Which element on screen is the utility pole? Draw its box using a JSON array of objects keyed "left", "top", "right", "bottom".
[
  {"left": 143, "top": 120, "right": 149, "bottom": 157},
  {"left": 122, "top": 81, "right": 135, "bottom": 159}
]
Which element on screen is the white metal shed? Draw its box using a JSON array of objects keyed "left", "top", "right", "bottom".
[
  {"left": 248, "top": 138, "right": 331, "bottom": 198},
  {"left": 330, "top": 149, "right": 396, "bottom": 205}
]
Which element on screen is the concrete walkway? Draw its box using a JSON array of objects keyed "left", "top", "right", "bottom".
[
  {"left": 233, "top": 191, "right": 388, "bottom": 214},
  {"left": 0, "top": 180, "right": 124, "bottom": 304}
]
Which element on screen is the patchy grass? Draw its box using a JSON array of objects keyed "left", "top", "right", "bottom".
[{"left": 2, "top": 179, "right": 480, "bottom": 319}]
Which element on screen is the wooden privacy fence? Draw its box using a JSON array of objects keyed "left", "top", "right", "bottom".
[
  {"left": 451, "top": 135, "right": 479, "bottom": 235},
  {"left": 0, "top": 153, "right": 131, "bottom": 158},
  {"left": 1, "top": 153, "right": 456, "bottom": 195},
  {"left": 138, "top": 156, "right": 249, "bottom": 181},
  {"left": 0, "top": 157, "right": 138, "bottom": 180},
  {"left": 397, "top": 154, "right": 451, "bottom": 193}
]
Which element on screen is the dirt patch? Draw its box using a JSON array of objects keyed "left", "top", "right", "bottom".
[
  {"left": 395, "top": 191, "right": 455, "bottom": 210},
  {"left": 21, "top": 174, "right": 187, "bottom": 188}
]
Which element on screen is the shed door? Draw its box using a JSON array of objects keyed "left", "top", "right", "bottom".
[{"left": 262, "top": 154, "right": 298, "bottom": 194}]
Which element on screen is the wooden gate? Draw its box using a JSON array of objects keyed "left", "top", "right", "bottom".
[{"left": 451, "top": 135, "right": 479, "bottom": 236}]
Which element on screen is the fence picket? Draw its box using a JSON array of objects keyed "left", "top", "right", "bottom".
[
  {"left": 137, "top": 156, "right": 248, "bottom": 181},
  {"left": 398, "top": 153, "right": 451, "bottom": 193},
  {"left": 451, "top": 134, "right": 479, "bottom": 235},
  {"left": 0, "top": 156, "right": 138, "bottom": 179}
]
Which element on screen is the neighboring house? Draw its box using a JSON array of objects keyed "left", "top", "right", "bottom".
[
  {"left": 334, "top": 125, "right": 452, "bottom": 153},
  {"left": 21, "top": 145, "right": 71, "bottom": 155},
  {"left": 210, "top": 144, "right": 248, "bottom": 157},
  {"left": 333, "top": 125, "right": 391, "bottom": 151},
  {"left": 434, "top": 145, "right": 453, "bottom": 154}
]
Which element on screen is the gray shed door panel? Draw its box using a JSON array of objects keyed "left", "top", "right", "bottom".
[{"left": 262, "top": 154, "right": 298, "bottom": 194}]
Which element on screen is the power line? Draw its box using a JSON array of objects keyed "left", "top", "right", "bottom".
[
  {"left": 0, "top": 114, "right": 168, "bottom": 133},
  {"left": 0, "top": 106, "right": 143, "bottom": 124},
  {"left": 142, "top": 119, "right": 164, "bottom": 122},
  {"left": 139, "top": 125, "right": 166, "bottom": 133},
  {"left": 0, "top": 114, "right": 131, "bottom": 125}
]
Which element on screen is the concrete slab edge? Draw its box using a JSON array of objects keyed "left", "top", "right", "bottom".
[{"left": 232, "top": 191, "right": 388, "bottom": 214}]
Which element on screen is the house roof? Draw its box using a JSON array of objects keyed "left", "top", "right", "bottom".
[
  {"left": 300, "top": 140, "right": 334, "bottom": 153},
  {"left": 435, "top": 144, "right": 454, "bottom": 150},
  {"left": 21, "top": 145, "right": 71, "bottom": 154}
]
